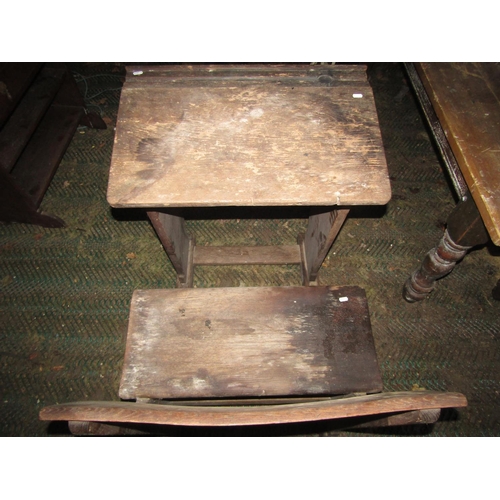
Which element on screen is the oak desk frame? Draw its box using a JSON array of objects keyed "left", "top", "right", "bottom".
[
  {"left": 107, "top": 64, "right": 391, "bottom": 287},
  {"left": 37, "top": 67, "right": 472, "bottom": 432}
]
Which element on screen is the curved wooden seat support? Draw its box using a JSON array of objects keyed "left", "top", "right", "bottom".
[{"left": 39, "top": 391, "right": 466, "bottom": 434}]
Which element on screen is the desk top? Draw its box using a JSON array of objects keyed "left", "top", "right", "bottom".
[
  {"left": 415, "top": 63, "right": 500, "bottom": 246},
  {"left": 107, "top": 65, "right": 391, "bottom": 208}
]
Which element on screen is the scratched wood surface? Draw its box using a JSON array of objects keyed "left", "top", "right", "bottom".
[
  {"left": 39, "top": 391, "right": 467, "bottom": 428},
  {"left": 119, "top": 286, "right": 383, "bottom": 400},
  {"left": 107, "top": 64, "right": 390, "bottom": 208},
  {"left": 416, "top": 63, "right": 500, "bottom": 245}
]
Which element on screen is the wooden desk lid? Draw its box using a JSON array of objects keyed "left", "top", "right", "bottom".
[
  {"left": 416, "top": 63, "right": 500, "bottom": 245},
  {"left": 119, "top": 286, "right": 383, "bottom": 400},
  {"left": 107, "top": 65, "right": 391, "bottom": 208}
]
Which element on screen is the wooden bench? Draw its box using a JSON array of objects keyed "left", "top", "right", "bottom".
[
  {"left": 403, "top": 63, "right": 500, "bottom": 302},
  {"left": 0, "top": 63, "right": 106, "bottom": 227},
  {"left": 40, "top": 286, "right": 467, "bottom": 434}
]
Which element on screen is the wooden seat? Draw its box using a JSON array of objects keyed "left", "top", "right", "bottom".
[
  {"left": 40, "top": 286, "right": 467, "bottom": 434},
  {"left": 120, "top": 286, "right": 383, "bottom": 400}
]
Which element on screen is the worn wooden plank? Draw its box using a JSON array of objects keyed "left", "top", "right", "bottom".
[
  {"left": 107, "top": 65, "right": 390, "bottom": 209},
  {"left": 39, "top": 391, "right": 467, "bottom": 427},
  {"left": 119, "top": 286, "right": 383, "bottom": 400},
  {"left": 415, "top": 63, "right": 500, "bottom": 245},
  {"left": 193, "top": 245, "right": 301, "bottom": 266}
]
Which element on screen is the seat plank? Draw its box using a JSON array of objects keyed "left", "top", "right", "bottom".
[{"left": 119, "top": 286, "right": 383, "bottom": 400}]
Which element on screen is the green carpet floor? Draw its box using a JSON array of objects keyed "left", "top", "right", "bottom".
[{"left": 1, "top": 63, "right": 499, "bottom": 436}]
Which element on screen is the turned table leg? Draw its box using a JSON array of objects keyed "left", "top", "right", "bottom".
[
  {"left": 298, "top": 208, "right": 350, "bottom": 286},
  {"left": 403, "top": 196, "right": 489, "bottom": 302},
  {"left": 147, "top": 210, "right": 195, "bottom": 288}
]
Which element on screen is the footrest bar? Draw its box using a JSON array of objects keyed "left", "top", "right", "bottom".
[{"left": 193, "top": 245, "right": 302, "bottom": 266}]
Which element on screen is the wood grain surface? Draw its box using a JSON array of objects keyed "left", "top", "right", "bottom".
[
  {"left": 416, "top": 63, "right": 500, "bottom": 245},
  {"left": 39, "top": 391, "right": 467, "bottom": 427},
  {"left": 302, "top": 208, "right": 349, "bottom": 282},
  {"left": 119, "top": 286, "right": 383, "bottom": 400},
  {"left": 107, "top": 64, "right": 390, "bottom": 208}
]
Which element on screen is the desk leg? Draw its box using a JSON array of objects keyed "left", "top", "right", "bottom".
[
  {"left": 298, "top": 208, "right": 349, "bottom": 286},
  {"left": 147, "top": 211, "right": 195, "bottom": 288},
  {"left": 403, "top": 196, "right": 489, "bottom": 302}
]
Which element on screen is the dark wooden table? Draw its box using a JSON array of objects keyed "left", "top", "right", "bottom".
[{"left": 403, "top": 63, "right": 500, "bottom": 302}]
